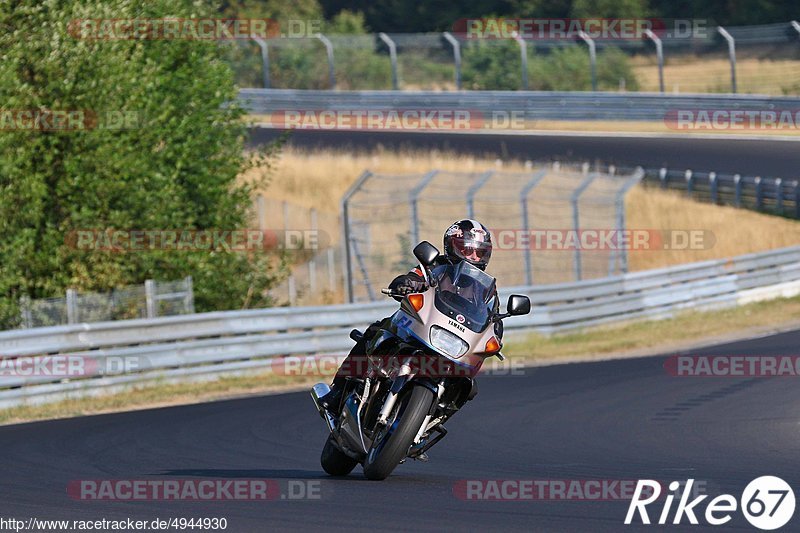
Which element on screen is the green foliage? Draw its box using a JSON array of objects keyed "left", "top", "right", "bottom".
[
  {"left": 463, "top": 41, "right": 638, "bottom": 91},
  {"left": 0, "top": 0, "right": 285, "bottom": 328}
]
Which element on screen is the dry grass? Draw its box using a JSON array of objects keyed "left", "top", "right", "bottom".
[
  {"left": 626, "top": 186, "right": 800, "bottom": 270},
  {"left": 631, "top": 56, "right": 800, "bottom": 96},
  {"left": 254, "top": 146, "right": 800, "bottom": 273}
]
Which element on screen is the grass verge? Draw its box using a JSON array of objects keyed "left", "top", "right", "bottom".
[{"left": 4, "top": 294, "right": 800, "bottom": 427}]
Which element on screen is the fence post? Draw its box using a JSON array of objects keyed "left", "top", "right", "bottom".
[
  {"left": 378, "top": 33, "right": 399, "bottom": 90},
  {"left": 144, "top": 280, "right": 156, "bottom": 318},
  {"left": 519, "top": 169, "right": 547, "bottom": 285},
  {"left": 578, "top": 31, "right": 597, "bottom": 91},
  {"left": 409, "top": 170, "right": 440, "bottom": 245},
  {"left": 315, "top": 33, "right": 336, "bottom": 89},
  {"left": 252, "top": 37, "right": 270, "bottom": 89},
  {"left": 19, "top": 295, "right": 32, "bottom": 328},
  {"left": 512, "top": 31, "right": 528, "bottom": 90},
  {"left": 442, "top": 32, "right": 462, "bottom": 90},
  {"left": 755, "top": 176, "right": 763, "bottom": 210},
  {"left": 775, "top": 178, "right": 783, "bottom": 214},
  {"left": 571, "top": 173, "right": 598, "bottom": 281},
  {"left": 643, "top": 29, "right": 664, "bottom": 93},
  {"left": 717, "top": 27, "right": 737, "bottom": 93},
  {"left": 613, "top": 168, "right": 645, "bottom": 274},
  {"left": 288, "top": 275, "right": 297, "bottom": 306},
  {"left": 466, "top": 170, "right": 495, "bottom": 218},
  {"left": 685, "top": 169, "right": 693, "bottom": 196},
  {"left": 734, "top": 174, "right": 742, "bottom": 207},
  {"left": 341, "top": 170, "right": 373, "bottom": 303},
  {"left": 183, "top": 276, "right": 194, "bottom": 314},
  {"left": 66, "top": 288, "right": 78, "bottom": 324},
  {"left": 709, "top": 172, "right": 718, "bottom": 204},
  {"left": 256, "top": 194, "right": 265, "bottom": 230},
  {"left": 327, "top": 248, "right": 336, "bottom": 291},
  {"left": 659, "top": 167, "right": 667, "bottom": 188},
  {"left": 309, "top": 208, "right": 318, "bottom": 293}
]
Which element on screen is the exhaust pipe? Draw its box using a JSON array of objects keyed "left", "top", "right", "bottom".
[{"left": 310, "top": 383, "right": 336, "bottom": 433}]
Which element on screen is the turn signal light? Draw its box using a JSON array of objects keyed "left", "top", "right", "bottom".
[
  {"left": 484, "top": 337, "right": 501, "bottom": 353},
  {"left": 408, "top": 293, "right": 424, "bottom": 312}
]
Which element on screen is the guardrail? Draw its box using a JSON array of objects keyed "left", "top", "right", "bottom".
[
  {"left": 1, "top": 245, "right": 799, "bottom": 408},
  {"left": 239, "top": 89, "right": 800, "bottom": 123}
]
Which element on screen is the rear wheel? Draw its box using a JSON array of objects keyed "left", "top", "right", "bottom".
[
  {"left": 363, "top": 385, "right": 435, "bottom": 480},
  {"left": 320, "top": 435, "right": 358, "bottom": 476}
]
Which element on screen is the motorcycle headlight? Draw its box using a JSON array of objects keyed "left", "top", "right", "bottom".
[{"left": 430, "top": 326, "right": 468, "bottom": 358}]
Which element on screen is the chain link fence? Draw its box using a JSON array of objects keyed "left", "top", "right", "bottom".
[
  {"left": 229, "top": 22, "right": 800, "bottom": 95},
  {"left": 342, "top": 163, "right": 643, "bottom": 303},
  {"left": 19, "top": 277, "right": 194, "bottom": 329}
]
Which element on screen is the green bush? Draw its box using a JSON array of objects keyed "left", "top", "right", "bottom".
[{"left": 0, "top": 0, "right": 285, "bottom": 328}]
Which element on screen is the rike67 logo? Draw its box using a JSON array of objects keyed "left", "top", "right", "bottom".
[{"left": 625, "top": 477, "right": 795, "bottom": 530}]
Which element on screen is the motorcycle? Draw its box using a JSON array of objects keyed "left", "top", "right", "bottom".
[{"left": 310, "top": 241, "right": 531, "bottom": 480}]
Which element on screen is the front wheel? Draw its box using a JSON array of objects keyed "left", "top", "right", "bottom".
[
  {"left": 363, "top": 385, "right": 435, "bottom": 480},
  {"left": 321, "top": 435, "right": 358, "bottom": 476}
]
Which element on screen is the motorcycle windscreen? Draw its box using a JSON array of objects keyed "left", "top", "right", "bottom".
[{"left": 431, "top": 262, "right": 497, "bottom": 333}]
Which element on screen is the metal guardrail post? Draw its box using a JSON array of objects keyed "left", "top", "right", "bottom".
[
  {"left": 315, "top": 33, "right": 336, "bottom": 89},
  {"left": 709, "top": 172, "right": 718, "bottom": 204},
  {"left": 659, "top": 167, "right": 667, "bottom": 189},
  {"left": 571, "top": 173, "right": 598, "bottom": 281},
  {"left": 643, "top": 29, "right": 664, "bottom": 93},
  {"left": 578, "top": 31, "right": 597, "bottom": 91},
  {"left": 341, "top": 170, "right": 373, "bottom": 303},
  {"left": 755, "top": 176, "right": 763, "bottom": 210},
  {"left": 183, "top": 276, "right": 194, "bottom": 314},
  {"left": 144, "top": 280, "right": 156, "bottom": 319},
  {"left": 734, "top": 174, "right": 742, "bottom": 207},
  {"left": 409, "top": 170, "right": 440, "bottom": 245},
  {"left": 717, "top": 27, "right": 737, "bottom": 93},
  {"left": 252, "top": 37, "right": 270, "bottom": 89},
  {"left": 520, "top": 169, "right": 547, "bottom": 285},
  {"left": 442, "top": 32, "right": 462, "bottom": 90},
  {"left": 378, "top": 33, "right": 399, "bottom": 90},
  {"left": 466, "top": 170, "right": 495, "bottom": 218},
  {"left": 65, "top": 289, "right": 78, "bottom": 324},
  {"left": 511, "top": 32, "right": 528, "bottom": 90},
  {"left": 775, "top": 178, "right": 783, "bottom": 214},
  {"left": 795, "top": 181, "right": 800, "bottom": 218},
  {"left": 685, "top": 169, "right": 693, "bottom": 196}
]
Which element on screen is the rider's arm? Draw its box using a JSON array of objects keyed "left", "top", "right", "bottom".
[{"left": 388, "top": 267, "right": 428, "bottom": 300}]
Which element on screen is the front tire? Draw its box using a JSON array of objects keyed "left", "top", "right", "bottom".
[
  {"left": 321, "top": 435, "right": 358, "bottom": 476},
  {"left": 363, "top": 385, "right": 435, "bottom": 480}
]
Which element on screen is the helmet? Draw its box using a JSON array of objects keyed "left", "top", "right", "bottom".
[{"left": 443, "top": 219, "right": 493, "bottom": 270}]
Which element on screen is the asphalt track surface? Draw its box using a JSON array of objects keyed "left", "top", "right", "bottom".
[
  {"left": 3, "top": 329, "right": 800, "bottom": 532},
  {"left": 249, "top": 128, "right": 800, "bottom": 177}
]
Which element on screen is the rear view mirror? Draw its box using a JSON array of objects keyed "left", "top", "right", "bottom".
[
  {"left": 506, "top": 294, "right": 531, "bottom": 316},
  {"left": 413, "top": 241, "right": 440, "bottom": 267}
]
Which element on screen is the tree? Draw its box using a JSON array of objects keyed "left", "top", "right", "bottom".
[{"left": 0, "top": 0, "right": 284, "bottom": 328}]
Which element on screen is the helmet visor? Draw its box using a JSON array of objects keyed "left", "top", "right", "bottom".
[{"left": 454, "top": 238, "right": 491, "bottom": 262}]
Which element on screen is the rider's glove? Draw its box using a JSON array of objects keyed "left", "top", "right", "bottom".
[{"left": 396, "top": 279, "right": 428, "bottom": 295}]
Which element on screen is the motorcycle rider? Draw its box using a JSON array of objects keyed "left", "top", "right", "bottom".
[{"left": 319, "top": 219, "right": 500, "bottom": 411}]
